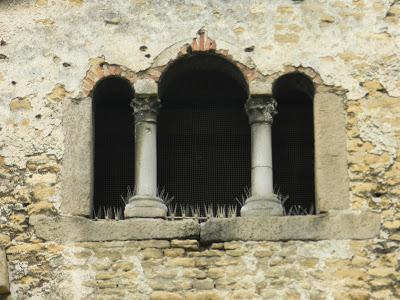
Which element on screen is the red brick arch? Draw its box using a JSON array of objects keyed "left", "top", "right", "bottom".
[{"left": 82, "top": 62, "right": 137, "bottom": 97}]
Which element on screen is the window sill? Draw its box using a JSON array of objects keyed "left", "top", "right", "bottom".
[
  {"left": 29, "top": 211, "right": 380, "bottom": 243},
  {"left": 200, "top": 211, "right": 380, "bottom": 242},
  {"left": 29, "top": 215, "right": 200, "bottom": 243}
]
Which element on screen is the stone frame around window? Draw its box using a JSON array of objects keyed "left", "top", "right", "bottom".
[
  {"left": 49, "top": 30, "right": 380, "bottom": 243},
  {"left": 0, "top": 248, "right": 10, "bottom": 296}
]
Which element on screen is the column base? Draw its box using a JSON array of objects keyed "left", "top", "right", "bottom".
[
  {"left": 124, "top": 195, "right": 167, "bottom": 218},
  {"left": 240, "top": 194, "right": 283, "bottom": 217}
]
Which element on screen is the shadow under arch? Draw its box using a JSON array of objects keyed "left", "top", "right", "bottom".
[
  {"left": 157, "top": 53, "right": 250, "bottom": 215},
  {"left": 92, "top": 76, "right": 135, "bottom": 218},
  {"left": 272, "top": 72, "right": 316, "bottom": 214}
]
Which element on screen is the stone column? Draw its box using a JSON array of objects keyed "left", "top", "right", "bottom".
[
  {"left": 124, "top": 94, "right": 167, "bottom": 218},
  {"left": 241, "top": 96, "right": 283, "bottom": 216}
]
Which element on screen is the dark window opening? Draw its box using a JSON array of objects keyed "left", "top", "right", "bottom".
[
  {"left": 92, "top": 77, "right": 135, "bottom": 219},
  {"left": 272, "top": 72, "right": 315, "bottom": 214},
  {"left": 158, "top": 53, "right": 250, "bottom": 216}
]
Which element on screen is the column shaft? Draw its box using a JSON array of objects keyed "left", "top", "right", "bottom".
[
  {"left": 135, "top": 121, "right": 157, "bottom": 196},
  {"left": 124, "top": 95, "right": 167, "bottom": 218},
  {"left": 241, "top": 96, "right": 283, "bottom": 216},
  {"left": 251, "top": 123, "right": 274, "bottom": 197}
]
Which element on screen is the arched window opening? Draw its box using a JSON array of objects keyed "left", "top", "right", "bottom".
[
  {"left": 158, "top": 53, "right": 250, "bottom": 216},
  {"left": 272, "top": 72, "right": 315, "bottom": 214},
  {"left": 92, "top": 77, "right": 135, "bottom": 219}
]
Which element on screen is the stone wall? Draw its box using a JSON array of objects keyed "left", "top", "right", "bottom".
[
  {"left": 0, "top": 0, "right": 399, "bottom": 299},
  {"left": 3, "top": 239, "right": 400, "bottom": 299}
]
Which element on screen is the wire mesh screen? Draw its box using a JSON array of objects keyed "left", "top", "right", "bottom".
[
  {"left": 158, "top": 53, "right": 250, "bottom": 217},
  {"left": 272, "top": 93, "right": 315, "bottom": 214},
  {"left": 157, "top": 102, "right": 250, "bottom": 216},
  {"left": 93, "top": 77, "right": 135, "bottom": 218}
]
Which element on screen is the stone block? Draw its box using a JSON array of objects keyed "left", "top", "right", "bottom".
[
  {"left": 200, "top": 211, "right": 380, "bottom": 242},
  {"left": 184, "top": 291, "right": 221, "bottom": 300},
  {"left": 207, "top": 268, "right": 225, "bottom": 279},
  {"left": 134, "top": 79, "right": 158, "bottom": 95},
  {"left": 314, "top": 92, "right": 349, "bottom": 212},
  {"left": 61, "top": 97, "right": 92, "bottom": 216},
  {"left": 150, "top": 291, "right": 184, "bottom": 300},
  {"left": 171, "top": 239, "right": 199, "bottom": 250},
  {"left": 165, "top": 258, "right": 196, "bottom": 268},
  {"left": 30, "top": 215, "right": 200, "bottom": 242},
  {"left": 143, "top": 248, "right": 163, "bottom": 259},
  {"left": 0, "top": 249, "right": 9, "bottom": 294},
  {"left": 193, "top": 278, "right": 214, "bottom": 290},
  {"left": 249, "top": 81, "right": 272, "bottom": 95},
  {"left": 164, "top": 248, "right": 185, "bottom": 257}
]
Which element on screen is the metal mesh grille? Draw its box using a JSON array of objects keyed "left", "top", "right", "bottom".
[
  {"left": 93, "top": 77, "right": 134, "bottom": 218},
  {"left": 158, "top": 102, "right": 250, "bottom": 215},
  {"left": 272, "top": 93, "right": 315, "bottom": 213},
  {"left": 158, "top": 54, "right": 250, "bottom": 216}
]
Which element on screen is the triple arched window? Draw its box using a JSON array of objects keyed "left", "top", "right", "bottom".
[{"left": 91, "top": 53, "right": 315, "bottom": 219}]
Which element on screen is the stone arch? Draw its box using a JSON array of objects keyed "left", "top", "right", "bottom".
[
  {"left": 91, "top": 75, "right": 135, "bottom": 218},
  {"left": 158, "top": 52, "right": 249, "bottom": 101},
  {"left": 156, "top": 43, "right": 251, "bottom": 215},
  {"left": 82, "top": 61, "right": 137, "bottom": 97},
  {"left": 150, "top": 28, "right": 260, "bottom": 86},
  {"left": 272, "top": 72, "right": 316, "bottom": 214}
]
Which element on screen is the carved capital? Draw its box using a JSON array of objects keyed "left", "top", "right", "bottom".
[
  {"left": 245, "top": 96, "right": 277, "bottom": 125},
  {"left": 131, "top": 95, "right": 161, "bottom": 123}
]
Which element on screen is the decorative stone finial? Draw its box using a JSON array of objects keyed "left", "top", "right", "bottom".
[
  {"left": 191, "top": 27, "right": 216, "bottom": 52},
  {"left": 245, "top": 96, "right": 277, "bottom": 125},
  {"left": 131, "top": 95, "right": 161, "bottom": 122}
]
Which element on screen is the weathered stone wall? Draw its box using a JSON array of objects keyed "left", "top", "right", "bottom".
[
  {"left": 0, "top": 0, "right": 399, "bottom": 299},
  {"left": 3, "top": 239, "right": 400, "bottom": 299}
]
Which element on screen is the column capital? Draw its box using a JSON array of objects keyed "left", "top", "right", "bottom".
[
  {"left": 131, "top": 94, "right": 161, "bottom": 123},
  {"left": 245, "top": 96, "right": 277, "bottom": 125}
]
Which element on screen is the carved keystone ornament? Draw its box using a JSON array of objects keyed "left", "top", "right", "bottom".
[{"left": 191, "top": 27, "right": 217, "bottom": 52}]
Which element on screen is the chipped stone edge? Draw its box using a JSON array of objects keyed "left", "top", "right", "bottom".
[
  {"left": 29, "top": 215, "right": 200, "bottom": 243},
  {"left": 30, "top": 211, "right": 380, "bottom": 243},
  {"left": 200, "top": 211, "right": 381, "bottom": 242},
  {"left": 0, "top": 248, "right": 10, "bottom": 295}
]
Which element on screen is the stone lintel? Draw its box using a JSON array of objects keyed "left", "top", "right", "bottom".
[
  {"left": 29, "top": 215, "right": 199, "bottom": 243},
  {"left": 0, "top": 249, "right": 10, "bottom": 295},
  {"left": 200, "top": 211, "right": 381, "bottom": 242}
]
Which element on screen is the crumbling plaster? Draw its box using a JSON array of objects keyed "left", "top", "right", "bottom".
[{"left": 0, "top": 0, "right": 399, "bottom": 168}]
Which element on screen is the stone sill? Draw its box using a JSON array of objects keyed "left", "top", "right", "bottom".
[
  {"left": 29, "top": 216, "right": 200, "bottom": 243},
  {"left": 200, "top": 211, "right": 381, "bottom": 242},
  {"left": 29, "top": 211, "right": 380, "bottom": 243}
]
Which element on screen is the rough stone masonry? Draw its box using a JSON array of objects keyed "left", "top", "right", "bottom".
[{"left": 0, "top": 0, "right": 399, "bottom": 299}]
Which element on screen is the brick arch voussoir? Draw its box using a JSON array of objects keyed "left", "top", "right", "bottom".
[{"left": 82, "top": 63, "right": 138, "bottom": 97}]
